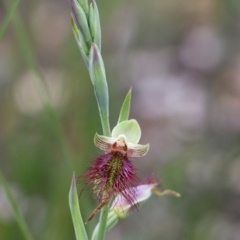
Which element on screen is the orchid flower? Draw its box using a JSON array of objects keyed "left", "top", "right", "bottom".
[
  {"left": 94, "top": 119, "right": 149, "bottom": 157},
  {"left": 82, "top": 119, "right": 149, "bottom": 222}
]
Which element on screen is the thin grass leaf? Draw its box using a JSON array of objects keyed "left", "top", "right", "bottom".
[
  {"left": 3, "top": 0, "right": 74, "bottom": 169},
  {"left": 0, "top": 0, "right": 20, "bottom": 42},
  {"left": 2, "top": 1, "right": 45, "bottom": 82},
  {"left": 117, "top": 88, "right": 132, "bottom": 124},
  {"left": 69, "top": 173, "right": 88, "bottom": 240},
  {"left": 0, "top": 170, "right": 33, "bottom": 240}
]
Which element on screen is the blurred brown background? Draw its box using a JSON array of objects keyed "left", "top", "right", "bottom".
[{"left": 1, "top": 0, "right": 240, "bottom": 239}]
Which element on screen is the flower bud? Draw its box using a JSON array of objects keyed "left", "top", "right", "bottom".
[
  {"left": 110, "top": 177, "right": 180, "bottom": 219},
  {"left": 69, "top": 0, "right": 92, "bottom": 46}
]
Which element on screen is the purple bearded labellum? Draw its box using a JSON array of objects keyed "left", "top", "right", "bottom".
[
  {"left": 83, "top": 152, "right": 138, "bottom": 222},
  {"left": 80, "top": 119, "right": 149, "bottom": 222}
]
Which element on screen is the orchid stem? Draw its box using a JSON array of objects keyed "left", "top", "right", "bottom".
[
  {"left": 96, "top": 204, "right": 110, "bottom": 240},
  {"left": 96, "top": 87, "right": 111, "bottom": 240},
  {"left": 70, "top": 0, "right": 111, "bottom": 239}
]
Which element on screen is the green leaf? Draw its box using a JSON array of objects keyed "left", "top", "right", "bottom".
[
  {"left": 112, "top": 119, "right": 141, "bottom": 144},
  {"left": 89, "top": 44, "right": 109, "bottom": 122},
  {"left": 0, "top": 170, "right": 33, "bottom": 240},
  {"left": 69, "top": 173, "right": 88, "bottom": 240},
  {"left": 117, "top": 88, "right": 132, "bottom": 124}
]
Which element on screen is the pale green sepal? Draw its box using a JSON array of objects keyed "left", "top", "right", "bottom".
[
  {"left": 91, "top": 211, "right": 119, "bottom": 240},
  {"left": 127, "top": 143, "right": 149, "bottom": 157},
  {"left": 69, "top": 173, "right": 88, "bottom": 240},
  {"left": 71, "top": 0, "right": 92, "bottom": 45},
  {"left": 94, "top": 133, "right": 115, "bottom": 152},
  {"left": 117, "top": 88, "right": 132, "bottom": 124},
  {"left": 77, "top": 0, "right": 88, "bottom": 14},
  {"left": 112, "top": 119, "right": 141, "bottom": 144},
  {"left": 89, "top": 44, "right": 109, "bottom": 119}
]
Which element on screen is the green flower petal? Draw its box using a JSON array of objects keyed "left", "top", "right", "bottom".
[
  {"left": 94, "top": 133, "right": 115, "bottom": 152},
  {"left": 127, "top": 143, "right": 149, "bottom": 158},
  {"left": 111, "top": 119, "right": 141, "bottom": 144}
]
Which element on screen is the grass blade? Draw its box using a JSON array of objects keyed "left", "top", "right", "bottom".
[
  {"left": 0, "top": 170, "right": 33, "bottom": 240},
  {"left": 0, "top": 0, "right": 20, "bottom": 42}
]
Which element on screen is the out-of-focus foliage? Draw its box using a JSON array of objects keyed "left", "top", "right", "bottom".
[{"left": 0, "top": 0, "right": 240, "bottom": 240}]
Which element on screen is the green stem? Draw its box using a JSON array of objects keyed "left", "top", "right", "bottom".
[
  {"left": 0, "top": 170, "right": 33, "bottom": 240},
  {"left": 91, "top": 211, "right": 118, "bottom": 240},
  {"left": 96, "top": 204, "right": 109, "bottom": 240},
  {"left": 72, "top": 1, "right": 111, "bottom": 238},
  {"left": 0, "top": 0, "right": 20, "bottom": 42},
  {"left": 96, "top": 100, "right": 110, "bottom": 240},
  {"left": 100, "top": 114, "right": 111, "bottom": 137}
]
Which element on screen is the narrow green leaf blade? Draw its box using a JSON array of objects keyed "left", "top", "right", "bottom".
[
  {"left": 89, "top": 43, "right": 109, "bottom": 120},
  {"left": 0, "top": 170, "right": 33, "bottom": 240},
  {"left": 117, "top": 88, "right": 132, "bottom": 124},
  {"left": 69, "top": 173, "right": 88, "bottom": 240}
]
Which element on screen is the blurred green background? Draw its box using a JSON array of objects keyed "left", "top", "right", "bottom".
[{"left": 1, "top": 0, "right": 240, "bottom": 239}]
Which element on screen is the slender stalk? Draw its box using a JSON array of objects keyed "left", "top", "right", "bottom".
[
  {"left": 91, "top": 211, "right": 118, "bottom": 240},
  {"left": 70, "top": 1, "right": 111, "bottom": 239},
  {"left": 95, "top": 82, "right": 111, "bottom": 240},
  {"left": 96, "top": 204, "right": 110, "bottom": 240},
  {"left": 89, "top": 42, "right": 111, "bottom": 240},
  {"left": 0, "top": 170, "right": 33, "bottom": 240},
  {"left": 100, "top": 115, "right": 111, "bottom": 137},
  {"left": 0, "top": 0, "right": 20, "bottom": 42}
]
